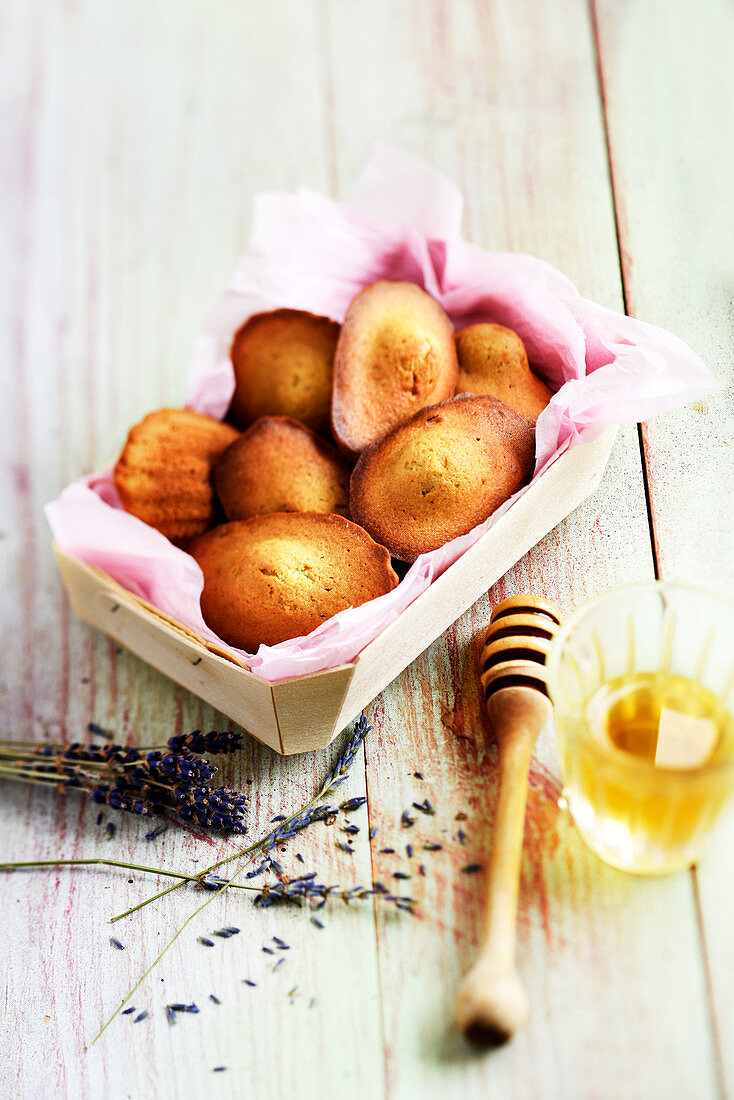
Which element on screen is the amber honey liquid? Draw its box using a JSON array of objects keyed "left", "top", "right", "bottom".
[
  {"left": 588, "top": 672, "right": 734, "bottom": 766},
  {"left": 559, "top": 672, "right": 734, "bottom": 873}
]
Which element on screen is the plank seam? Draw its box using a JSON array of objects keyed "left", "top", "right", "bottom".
[
  {"left": 362, "top": 722, "right": 390, "bottom": 1100},
  {"left": 588, "top": 0, "right": 661, "bottom": 578},
  {"left": 691, "top": 865, "right": 727, "bottom": 1100}
]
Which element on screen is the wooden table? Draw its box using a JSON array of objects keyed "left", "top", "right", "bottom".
[{"left": 1, "top": 2, "right": 732, "bottom": 1097}]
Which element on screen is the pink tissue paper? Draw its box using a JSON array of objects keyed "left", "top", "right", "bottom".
[{"left": 46, "top": 146, "right": 718, "bottom": 682}]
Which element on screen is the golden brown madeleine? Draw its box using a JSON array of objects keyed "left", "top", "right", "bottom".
[
  {"left": 455, "top": 323, "right": 552, "bottom": 425},
  {"left": 214, "top": 416, "right": 351, "bottom": 521},
  {"left": 350, "top": 394, "right": 535, "bottom": 562},
  {"left": 189, "top": 514, "right": 399, "bottom": 652},
  {"left": 331, "top": 280, "right": 459, "bottom": 460},
  {"left": 229, "top": 308, "right": 340, "bottom": 434},
  {"left": 113, "top": 408, "right": 240, "bottom": 546}
]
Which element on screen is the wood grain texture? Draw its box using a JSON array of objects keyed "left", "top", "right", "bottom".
[
  {"left": 595, "top": 1, "right": 734, "bottom": 1094},
  {"left": 0, "top": 1, "right": 730, "bottom": 1098}
]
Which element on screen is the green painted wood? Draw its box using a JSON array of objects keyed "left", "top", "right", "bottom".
[{"left": 595, "top": 1, "right": 734, "bottom": 1094}]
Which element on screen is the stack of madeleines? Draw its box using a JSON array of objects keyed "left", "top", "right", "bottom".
[{"left": 113, "top": 280, "right": 551, "bottom": 652}]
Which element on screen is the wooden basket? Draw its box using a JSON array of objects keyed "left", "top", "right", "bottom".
[{"left": 54, "top": 426, "right": 617, "bottom": 754}]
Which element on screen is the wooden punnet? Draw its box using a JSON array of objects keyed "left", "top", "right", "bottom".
[{"left": 54, "top": 426, "right": 617, "bottom": 755}]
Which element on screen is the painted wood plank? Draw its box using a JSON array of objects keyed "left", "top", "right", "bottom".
[
  {"left": 326, "top": 0, "right": 717, "bottom": 1096},
  {"left": 594, "top": 1, "right": 734, "bottom": 1095},
  {"left": 0, "top": 2, "right": 386, "bottom": 1098},
  {"left": 0, "top": 1, "right": 725, "bottom": 1098}
]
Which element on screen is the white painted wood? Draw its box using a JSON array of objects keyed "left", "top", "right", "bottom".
[{"left": 0, "top": 3, "right": 384, "bottom": 1098}]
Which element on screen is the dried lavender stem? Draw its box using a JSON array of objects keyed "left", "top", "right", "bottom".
[
  {"left": 0, "top": 859, "right": 410, "bottom": 912},
  {"left": 109, "top": 832, "right": 266, "bottom": 921},
  {"left": 0, "top": 857, "right": 208, "bottom": 885},
  {"left": 92, "top": 852, "right": 254, "bottom": 1046},
  {"left": 0, "top": 770, "right": 79, "bottom": 787},
  {"left": 0, "top": 748, "right": 57, "bottom": 760}
]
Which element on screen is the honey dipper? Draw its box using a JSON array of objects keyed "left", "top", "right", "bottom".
[{"left": 455, "top": 594, "right": 561, "bottom": 1046}]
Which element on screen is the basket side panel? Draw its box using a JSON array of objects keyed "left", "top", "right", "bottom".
[
  {"left": 54, "top": 549, "right": 283, "bottom": 752},
  {"left": 271, "top": 665, "right": 356, "bottom": 755}
]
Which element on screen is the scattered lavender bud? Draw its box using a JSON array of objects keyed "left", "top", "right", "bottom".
[
  {"left": 340, "top": 796, "right": 367, "bottom": 812},
  {"left": 342, "top": 824, "right": 360, "bottom": 835},
  {"left": 213, "top": 1066, "right": 227, "bottom": 1073},
  {"left": 273, "top": 937, "right": 289, "bottom": 949},
  {"left": 121, "top": 1007, "right": 136, "bottom": 1015},
  {"left": 245, "top": 861, "right": 269, "bottom": 879},
  {"left": 105, "top": 822, "right": 116, "bottom": 841},
  {"left": 262, "top": 946, "right": 274, "bottom": 955},
  {"left": 95, "top": 812, "right": 103, "bottom": 826},
  {"left": 413, "top": 771, "right": 424, "bottom": 780},
  {"left": 457, "top": 829, "right": 467, "bottom": 845},
  {"left": 198, "top": 937, "right": 215, "bottom": 947},
  {"left": 336, "top": 840, "right": 354, "bottom": 854},
  {"left": 412, "top": 798, "right": 435, "bottom": 815},
  {"left": 380, "top": 847, "right": 396, "bottom": 854},
  {"left": 145, "top": 824, "right": 168, "bottom": 841},
  {"left": 311, "top": 917, "right": 324, "bottom": 929},
  {"left": 202, "top": 874, "right": 230, "bottom": 888},
  {"left": 209, "top": 994, "right": 221, "bottom": 1005},
  {"left": 133, "top": 1011, "right": 148, "bottom": 1023},
  {"left": 423, "top": 842, "right": 443, "bottom": 851},
  {"left": 109, "top": 937, "right": 125, "bottom": 951},
  {"left": 369, "top": 826, "right": 378, "bottom": 840},
  {"left": 406, "top": 844, "right": 413, "bottom": 858},
  {"left": 393, "top": 871, "right": 411, "bottom": 880},
  {"left": 243, "top": 980, "right": 256, "bottom": 987},
  {"left": 296, "top": 853, "right": 305, "bottom": 863},
  {"left": 401, "top": 810, "right": 415, "bottom": 828},
  {"left": 462, "top": 863, "right": 483, "bottom": 874}
]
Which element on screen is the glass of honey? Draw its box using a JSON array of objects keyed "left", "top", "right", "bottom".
[{"left": 546, "top": 582, "right": 734, "bottom": 874}]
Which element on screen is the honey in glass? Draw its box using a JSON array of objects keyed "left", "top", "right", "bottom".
[{"left": 547, "top": 584, "right": 734, "bottom": 875}]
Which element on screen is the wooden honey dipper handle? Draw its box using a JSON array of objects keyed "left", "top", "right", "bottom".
[{"left": 455, "top": 595, "right": 560, "bottom": 1046}]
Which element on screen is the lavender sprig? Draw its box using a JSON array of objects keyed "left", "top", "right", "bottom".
[
  {"left": 108, "top": 715, "right": 372, "bottom": 923},
  {"left": 1, "top": 715, "right": 413, "bottom": 1049},
  {"left": 90, "top": 713, "right": 372, "bottom": 1047},
  {"left": 253, "top": 874, "right": 415, "bottom": 914},
  {"left": 319, "top": 716, "right": 370, "bottom": 799},
  {"left": 0, "top": 731, "right": 248, "bottom": 834}
]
